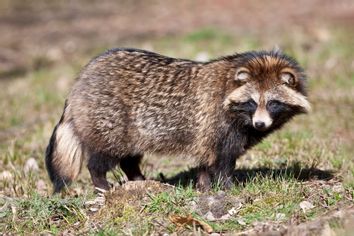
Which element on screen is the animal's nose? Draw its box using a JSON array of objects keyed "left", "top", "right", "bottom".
[{"left": 254, "top": 121, "right": 265, "bottom": 130}]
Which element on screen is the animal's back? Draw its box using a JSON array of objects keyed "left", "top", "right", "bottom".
[{"left": 69, "top": 49, "right": 201, "bottom": 156}]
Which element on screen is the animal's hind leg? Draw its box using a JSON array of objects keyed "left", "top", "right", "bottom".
[
  {"left": 120, "top": 154, "right": 145, "bottom": 181},
  {"left": 87, "top": 153, "right": 119, "bottom": 190}
]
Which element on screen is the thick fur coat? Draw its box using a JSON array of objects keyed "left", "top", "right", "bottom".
[{"left": 46, "top": 48, "right": 310, "bottom": 192}]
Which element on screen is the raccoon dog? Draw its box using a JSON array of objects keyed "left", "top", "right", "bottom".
[{"left": 45, "top": 48, "right": 310, "bottom": 193}]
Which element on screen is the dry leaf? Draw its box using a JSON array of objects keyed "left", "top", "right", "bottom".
[{"left": 169, "top": 214, "right": 213, "bottom": 233}]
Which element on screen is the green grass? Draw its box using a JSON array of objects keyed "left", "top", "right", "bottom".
[
  {"left": 0, "top": 26, "right": 353, "bottom": 234},
  {"left": 209, "top": 177, "right": 306, "bottom": 231},
  {"left": 1, "top": 193, "right": 87, "bottom": 233},
  {"left": 145, "top": 184, "right": 196, "bottom": 215}
]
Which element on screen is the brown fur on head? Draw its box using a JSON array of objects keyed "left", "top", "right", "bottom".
[{"left": 223, "top": 50, "right": 310, "bottom": 131}]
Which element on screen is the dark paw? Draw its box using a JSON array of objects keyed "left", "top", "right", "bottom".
[
  {"left": 196, "top": 182, "right": 211, "bottom": 192},
  {"left": 197, "top": 171, "right": 211, "bottom": 192},
  {"left": 92, "top": 178, "right": 111, "bottom": 192}
]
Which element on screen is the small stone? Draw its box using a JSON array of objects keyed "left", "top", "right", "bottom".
[
  {"left": 237, "top": 218, "right": 246, "bottom": 225},
  {"left": 205, "top": 211, "right": 216, "bottom": 221},
  {"left": 89, "top": 207, "right": 99, "bottom": 212},
  {"left": 220, "top": 214, "right": 231, "bottom": 220},
  {"left": 24, "top": 158, "right": 39, "bottom": 174},
  {"left": 299, "top": 201, "right": 315, "bottom": 213}
]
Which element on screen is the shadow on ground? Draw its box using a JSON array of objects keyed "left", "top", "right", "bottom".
[{"left": 163, "top": 163, "right": 335, "bottom": 187}]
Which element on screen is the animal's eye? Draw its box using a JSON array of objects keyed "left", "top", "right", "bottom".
[
  {"left": 246, "top": 99, "right": 257, "bottom": 108},
  {"left": 235, "top": 68, "right": 250, "bottom": 83},
  {"left": 230, "top": 99, "right": 257, "bottom": 113},
  {"left": 267, "top": 100, "right": 282, "bottom": 110},
  {"left": 280, "top": 72, "right": 296, "bottom": 86}
]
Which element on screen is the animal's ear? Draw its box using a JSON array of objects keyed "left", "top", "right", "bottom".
[
  {"left": 280, "top": 71, "right": 297, "bottom": 87},
  {"left": 234, "top": 67, "right": 250, "bottom": 84}
]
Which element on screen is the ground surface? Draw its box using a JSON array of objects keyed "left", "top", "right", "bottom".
[{"left": 0, "top": 1, "right": 353, "bottom": 235}]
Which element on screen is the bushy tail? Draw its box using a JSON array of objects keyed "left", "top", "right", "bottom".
[{"left": 45, "top": 103, "right": 85, "bottom": 193}]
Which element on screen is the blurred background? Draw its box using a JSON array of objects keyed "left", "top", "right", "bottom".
[
  {"left": 0, "top": 0, "right": 354, "bottom": 232},
  {"left": 0, "top": 0, "right": 353, "bottom": 78}
]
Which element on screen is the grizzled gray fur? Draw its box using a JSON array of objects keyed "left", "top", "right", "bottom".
[{"left": 46, "top": 48, "right": 310, "bottom": 193}]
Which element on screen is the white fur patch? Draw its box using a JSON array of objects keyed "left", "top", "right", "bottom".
[
  {"left": 252, "top": 108, "right": 273, "bottom": 128},
  {"left": 251, "top": 91, "right": 260, "bottom": 104},
  {"left": 223, "top": 84, "right": 257, "bottom": 108},
  {"left": 53, "top": 122, "right": 84, "bottom": 180}
]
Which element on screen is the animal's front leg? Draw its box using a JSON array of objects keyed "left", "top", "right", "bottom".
[
  {"left": 212, "top": 153, "right": 237, "bottom": 189},
  {"left": 196, "top": 159, "right": 236, "bottom": 191},
  {"left": 196, "top": 165, "right": 212, "bottom": 191},
  {"left": 211, "top": 128, "right": 246, "bottom": 189},
  {"left": 196, "top": 152, "right": 237, "bottom": 191}
]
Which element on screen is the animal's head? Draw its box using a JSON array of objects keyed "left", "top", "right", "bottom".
[{"left": 223, "top": 50, "right": 310, "bottom": 131}]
